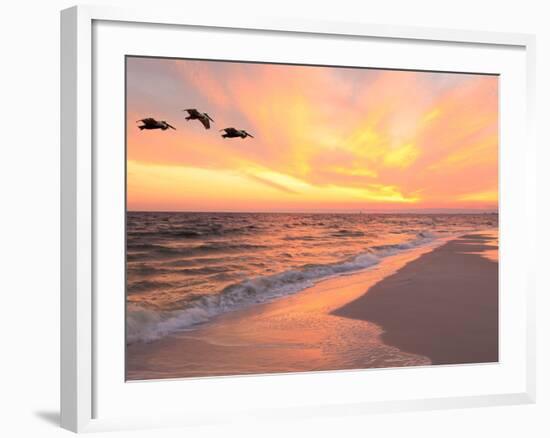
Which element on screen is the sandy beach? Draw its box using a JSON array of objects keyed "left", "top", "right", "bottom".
[
  {"left": 333, "top": 232, "right": 498, "bottom": 365},
  {"left": 126, "top": 231, "right": 498, "bottom": 380}
]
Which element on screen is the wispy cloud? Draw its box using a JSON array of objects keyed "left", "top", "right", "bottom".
[
  {"left": 245, "top": 173, "right": 299, "bottom": 195},
  {"left": 126, "top": 57, "right": 498, "bottom": 211}
]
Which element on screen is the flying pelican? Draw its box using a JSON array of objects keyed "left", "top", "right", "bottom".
[
  {"left": 182, "top": 108, "right": 215, "bottom": 129},
  {"left": 136, "top": 118, "right": 176, "bottom": 131},
  {"left": 220, "top": 127, "right": 254, "bottom": 139}
]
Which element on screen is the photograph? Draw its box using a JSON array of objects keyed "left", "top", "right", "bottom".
[{"left": 125, "top": 56, "right": 499, "bottom": 380}]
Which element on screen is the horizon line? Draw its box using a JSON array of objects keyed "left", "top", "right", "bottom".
[{"left": 126, "top": 209, "right": 499, "bottom": 215}]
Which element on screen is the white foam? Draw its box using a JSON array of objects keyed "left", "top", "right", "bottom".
[{"left": 127, "top": 232, "right": 438, "bottom": 344}]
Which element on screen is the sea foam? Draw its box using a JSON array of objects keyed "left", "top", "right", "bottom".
[{"left": 127, "top": 232, "right": 437, "bottom": 344}]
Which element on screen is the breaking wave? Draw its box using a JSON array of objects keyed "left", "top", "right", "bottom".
[{"left": 127, "top": 232, "right": 437, "bottom": 344}]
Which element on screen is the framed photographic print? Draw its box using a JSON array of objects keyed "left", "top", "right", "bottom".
[{"left": 61, "top": 5, "right": 536, "bottom": 433}]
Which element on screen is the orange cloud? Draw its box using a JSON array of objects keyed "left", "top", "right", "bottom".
[{"left": 126, "top": 58, "right": 498, "bottom": 212}]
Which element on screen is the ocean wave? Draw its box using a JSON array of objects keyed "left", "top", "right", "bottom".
[
  {"left": 126, "top": 232, "right": 437, "bottom": 344},
  {"left": 127, "top": 279, "right": 178, "bottom": 294},
  {"left": 126, "top": 223, "right": 264, "bottom": 241},
  {"left": 127, "top": 266, "right": 232, "bottom": 295},
  {"left": 330, "top": 229, "right": 366, "bottom": 237},
  {"left": 127, "top": 241, "right": 269, "bottom": 261}
]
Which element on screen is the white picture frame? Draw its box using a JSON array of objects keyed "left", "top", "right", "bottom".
[{"left": 60, "top": 4, "right": 536, "bottom": 433}]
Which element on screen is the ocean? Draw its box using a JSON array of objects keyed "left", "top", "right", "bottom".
[{"left": 126, "top": 212, "right": 497, "bottom": 344}]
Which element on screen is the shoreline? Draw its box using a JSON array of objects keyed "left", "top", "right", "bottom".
[
  {"left": 127, "top": 231, "right": 444, "bottom": 344},
  {"left": 126, "top": 231, "right": 498, "bottom": 379},
  {"left": 333, "top": 232, "right": 498, "bottom": 365}
]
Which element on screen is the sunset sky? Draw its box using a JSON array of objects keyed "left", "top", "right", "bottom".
[{"left": 126, "top": 57, "right": 498, "bottom": 213}]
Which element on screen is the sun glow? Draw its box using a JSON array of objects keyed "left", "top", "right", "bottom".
[{"left": 127, "top": 58, "right": 498, "bottom": 212}]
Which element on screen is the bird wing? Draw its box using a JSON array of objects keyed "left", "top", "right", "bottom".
[
  {"left": 224, "top": 128, "right": 237, "bottom": 134},
  {"left": 199, "top": 117, "right": 210, "bottom": 129},
  {"left": 137, "top": 118, "right": 154, "bottom": 124},
  {"left": 184, "top": 109, "right": 199, "bottom": 116}
]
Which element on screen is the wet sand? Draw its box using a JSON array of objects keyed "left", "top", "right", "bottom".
[
  {"left": 126, "top": 232, "right": 498, "bottom": 380},
  {"left": 333, "top": 233, "right": 499, "bottom": 365}
]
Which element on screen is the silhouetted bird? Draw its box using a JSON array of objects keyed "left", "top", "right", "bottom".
[
  {"left": 220, "top": 127, "right": 254, "bottom": 139},
  {"left": 183, "top": 109, "right": 215, "bottom": 129},
  {"left": 137, "top": 118, "right": 176, "bottom": 131}
]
